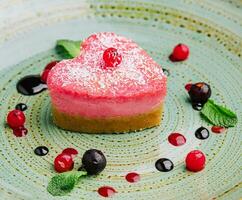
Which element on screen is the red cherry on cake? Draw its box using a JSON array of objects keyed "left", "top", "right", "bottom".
[
  {"left": 103, "top": 47, "right": 122, "bottom": 68},
  {"left": 185, "top": 150, "right": 206, "bottom": 172},
  {"left": 54, "top": 153, "right": 74, "bottom": 173},
  {"left": 170, "top": 44, "right": 189, "bottom": 61},
  {"left": 7, "top": 110, "right": 26, "bottom": 128}
]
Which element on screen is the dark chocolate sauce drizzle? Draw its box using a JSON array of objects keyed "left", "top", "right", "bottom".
[
  {"left": 16, "top": 75, "right": 47, "bottom": 95},
  {"left": 155, "top": 158, "right": 174, "bottom": 172},
  {"left": 195, "top": 127, "right": 209, "bottom": 140}
]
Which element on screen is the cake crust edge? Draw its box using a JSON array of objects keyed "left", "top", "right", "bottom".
[{"left": 52, "top": 104, "right": 163, "bottom": 133}]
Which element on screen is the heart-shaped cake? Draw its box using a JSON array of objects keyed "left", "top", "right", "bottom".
[{"left": 47, "top": 32, "right": 167, "bottom": 133}]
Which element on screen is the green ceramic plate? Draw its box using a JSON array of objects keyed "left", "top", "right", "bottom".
[{"left": 0, "top": 0, "right": 241, "bottom": 199}]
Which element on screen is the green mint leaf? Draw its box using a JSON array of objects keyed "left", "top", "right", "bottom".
[
  {"left": 201, "top": 99, "right": 237, "bottom": 127},
  {"left": 47, "top": 171, "right": 87, "bottom": 196},
  {"left": 56, "top": 39, "right": 82, "bottom": 58}
]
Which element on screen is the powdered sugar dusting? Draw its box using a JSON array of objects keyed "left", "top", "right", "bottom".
[{"left": 48, "top": 32, "right": 166, "bottom": 98}]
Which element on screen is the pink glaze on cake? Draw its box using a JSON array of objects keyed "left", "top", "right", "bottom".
[{"left": 47, "top": 32, "right": 167, "bottom": 118}]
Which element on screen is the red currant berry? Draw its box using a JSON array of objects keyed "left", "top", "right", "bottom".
[
  {"left": 13, "top": 126, "right": 28, "bottom": 137},
  {"left": 54, "top": 153, "right": 74, "bottom": 173},
  {"left": 185, "top": 150, "right": 206, "bottom": 172},
  {"left": 62, "top": 148, "right": 78, "bottom": 158},
  {"left": 7, "top": 110, "right": 26, "bottom": 128},
  {"left": 170, "top": 44, "right": 189, "bottom": 61},
  {"left": 44, "top": 60, "right": 59, "bottom": 70},
  {"left": 41, "top": 69, "right": 50, "bottom": 83},
  {"left": 185, "top": 83, "right": 193, "bottom": 92},
  {"left": 103, "top": 47, "right": 122, "bottom": 68},
  {"left": 41, "top": 61, "right": 59, "bottom": 83},
  {"left": 211, "top": 126, "right": 226, "bottom": 134}
]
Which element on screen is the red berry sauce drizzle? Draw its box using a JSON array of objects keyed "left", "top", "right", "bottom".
[
  {"left": 211, "top": 126, "right": 226, "bottom": 134},
  {"left": 98, "top": 186, "right": 117, "bottom": 198},
  {"left": 125, "top": 172, "right": 140, "bottom": 183},
  {"left": 168, "top": 133, "right": 186, "bottom": 146},
  {"left": 13, "top": 126, "right": 28, "bottom": 137}
]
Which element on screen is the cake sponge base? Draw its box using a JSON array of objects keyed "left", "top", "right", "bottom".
[{"left": 52, "top": 104, "right": 163, "bottom": 133}]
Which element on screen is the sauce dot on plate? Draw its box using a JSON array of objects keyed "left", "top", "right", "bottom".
[
  {"left": 15, "top": 103, "right": 28, "bottom": 111},
  {"left": 168, "top": 133, "right": 186, "bottom": 146},
  {"left": 155, "top": 158, "right": 174, "bottom": 172},
  {"left": 34, "top": 146, "right": 49, "bottom": 156},
  {"left": 195, "top": 127, "right": 209, "bottom": 140},
  {"left": 13, "top": 126, "right": 28, "bottom": 137},
  {"left": 98, "top": 186, "right": 117, "bottom": 198},
  {"left": 211, "top": 126, "right": 226, "bottom": 134},
  {"left": 125, "top": 172, "right": 140, "bottom": 183}
]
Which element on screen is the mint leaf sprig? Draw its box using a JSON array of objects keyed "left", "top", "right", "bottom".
[
  {"left": 47, "top": 171, "right": 87, "bottom": 196},
  {"left": 56, "top": 39, "right": 82, "bottom": 59},
  {"left": 201, "top": 100, "right": 237, "bottom": 128}
]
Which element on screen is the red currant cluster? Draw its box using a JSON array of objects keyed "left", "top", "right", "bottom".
[
  {"left": 7, "top": 110, "right": 28, "bottom": 137},
  {"left": 54, "top": 148, "right": 106, "bottom": 174}
]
